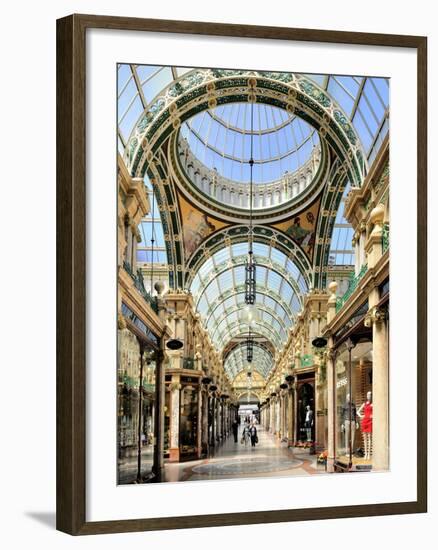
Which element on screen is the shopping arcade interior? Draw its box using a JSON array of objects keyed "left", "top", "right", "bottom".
[{"left": 117, "top": 65, "right": 390, "bottom": 483}]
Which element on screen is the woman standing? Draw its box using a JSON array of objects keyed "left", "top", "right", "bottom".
[{"left": 249, "top": 423, "right": 258, "bottom": 448}]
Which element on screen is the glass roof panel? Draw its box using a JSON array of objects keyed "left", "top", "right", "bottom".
[
  {"left": 118, "top": 66, "right": 389, "bottom": 170},
  {"left": 327, "top": 78, "right": 355, "bottom": 116},
  {"left": 328, "top": 183, "right": 355, "bottom": 267},
  {"left": 224, "top": 344, "right": 274, "bottom": 379},
  {"left": 141, "top": 67, "right": 173, "bottom": 103},
  {"left": 190, "top": 241, "right": 308, "bottom": 359},
  {"left": 117, "top": 64, "right": 133, "bottom": 95},
  {"left": 181, "top": 104, "right": 320, "bottom": 185},
  {"left": 304, "top": 74, "right": 327, "bottom": 86},
  {"left": 135, "top": 176, "right": 169, "bottom": 294}
]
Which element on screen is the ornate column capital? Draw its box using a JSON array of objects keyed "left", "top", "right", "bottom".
[{"left": 364, "top": 305, "right": 388, "bottom": 327}]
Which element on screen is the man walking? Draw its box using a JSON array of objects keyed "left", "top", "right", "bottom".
[
  {"left": 249, "top": 423, "right": 258, "bottom": 448},
  {"left": 232, "top": 418, "right": 239, "bottom": 442}
]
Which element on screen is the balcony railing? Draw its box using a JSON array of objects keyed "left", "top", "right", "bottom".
[
  {"left": 336, "top": 264, "right": 368, "bottom": 313},
  {"left": 382, "top": 223, "right": 389, "bottom": 254},
  {"left": 123, "top": 261, "right": 158, "bottom": 314}
]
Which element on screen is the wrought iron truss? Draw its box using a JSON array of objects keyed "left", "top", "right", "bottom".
[
  {"left": 125, "top": 69, "right": 366, "bottom": 186},
  {"left": 189, "top": 238, "right": 308, "bottom": 352},
  {"left": 192, "top": 253, "right": 306, "bottom": 309},
  {"left": 205, "top": 300, "right": 292, "bottom": 344},
  {"left": 211, "top": 315, "right": 286, "bottom": 351},
  {"left": 186, "top": 225, "right": 312, "bottom": 288},
  {"left": 121, "top": 69, "right": 373, "bottom": 293},
  {"left": 119, "top": 66, "right": 387, "bottom": 295},
  {"left": 224, "top": 342, "right": 274, "bottom": 380}
]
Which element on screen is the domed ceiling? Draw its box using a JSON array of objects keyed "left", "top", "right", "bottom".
[
  {"left": 180, "top": 103, "right": 320, "bottom": 185},
  {"left": 118, "top": 65, "right": 389, "bottom": 385}
]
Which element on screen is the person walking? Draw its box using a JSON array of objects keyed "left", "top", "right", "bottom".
[
  {"left": 232, "top": 419, "right": 239, "bottom": 443},
  {"left": 241, "top": 422, "right": 250, "bottom": 446},
  {"left": 249, "top": 423, "right": 258, "bottom": 448}
]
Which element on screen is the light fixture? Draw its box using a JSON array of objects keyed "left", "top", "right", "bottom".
[
  {"left": 312, "top": 336, "right": 327, "bottom": 348},
  {"left": 246, "top": 330, "right": 254, "bottom": 363},
  {"left": 245, "top": 97, "right": 256, "bottom": 307},
  {"left": 241, "top": 303, "right": 260, "bottom": 326},
  {"left": 245, "top": 96, "right": 257, "bottom": 365},
  {"left": 166, "top": 338, "right": 184, "bottom": 350}
]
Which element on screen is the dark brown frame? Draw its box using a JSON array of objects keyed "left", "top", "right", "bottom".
[{"left": 57, "top": 13, "right": 427, "bottom": 535}]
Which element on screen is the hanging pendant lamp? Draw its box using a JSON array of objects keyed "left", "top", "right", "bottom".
[{"left": 245, "top": 95, "right": 257, "bottom": 364}]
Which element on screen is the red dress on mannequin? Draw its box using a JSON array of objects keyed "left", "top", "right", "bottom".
[{"left": 361, "top": 401, "right": 373, "bottom": 433}]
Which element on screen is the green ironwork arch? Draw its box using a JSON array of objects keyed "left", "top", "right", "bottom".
[
  {"left": 224, "top": 340, "right": 274, "bottom": 363},
  {"left": 225, "top": 343, "right": 275, "bottom": 379},
  {"left": 210, "top": 307, "right": 288, "bottom": 349},
  {"left": 215, "top": 319, "right": 283, "bottom": 350},
  {"left": 205, "top": 302, "right": 292, "bottom": 338},
  {"left": 201, "top": 285, "right": 297, "bottom": 325},
  {"left": 186, "top": 224, "right": 312, "bottom": 289},
  {"left": 125, "top": 70, "right": 366, "bottom": 189},
  {"left": 193, "top": 265, "right": 302, "bottom": 319},
  {"left": 192, "top": 254, "right": 305, "bottom": 309}
]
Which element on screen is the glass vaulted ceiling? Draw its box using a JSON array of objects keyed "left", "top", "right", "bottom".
[
  {"left": 179, "top": 104, "right": 320, "bottom": 184},
  {"left": 117, "top": 64, "right": 390, "bottom": 379},
  {"left": 190, "top": 242, "right": 308, "bottom": 368},
  {"left": 225, "top": 345, "right": 274, "bottom": 380},
  {"left": 118, "top": 65, "right": 389, "bottom": 168}
]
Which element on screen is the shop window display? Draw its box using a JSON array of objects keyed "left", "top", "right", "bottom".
[
  {"left": 117, "top": 327, "right": 156, "bottom": 482},
  {"left": 179, "top": 384, "right": 199, "bottom": 457},
  {"left": 335, "top": 339, "right": 374, "bottom": 470},
  {"left": 164, "top": 390, "right": 171, "bottom": 457},
  {"left": 296, "top": 381, "right": 315, "bottom": 445}
]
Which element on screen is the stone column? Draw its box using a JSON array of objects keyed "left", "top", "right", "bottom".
[
  {"left": 326, "top": 344, "right": 336, "bottom": 472},
  {"left": 359, "top": 224, "right": 366, "bottom": 267},
  {"left": 276, "top": 398, "right": 281, "bottom": 436},
  {"left": 270, "top": 398, "right": 275, "bottom": 432},
  {"left": 201, "top": 387, "right": 209, "bottom": 456},
  {"left": 169, "top": 377, "right": 180, "bottom": 462},
  {"left": 287, "top": 386, "right": 295, "bottom": 447},
  {"left": 366, "top": 305, "right": 389, "bottom": 470},
  {"left": 353, "top": 234, "right": 360, "bottom": 275},
  {"left": 196, "top": 385, "right": 202, "bottom": 458},
  {"left": 152, "top": 349, "right": 165, "bottom": 480},
  {"left": 283, "top": 394, "right": 287, "bottom": 439},
  {"left": 216, "top": 395, "right": 221, "bottom": 443},
  {"left": 221, "top": 399, "right": 225, "bottom": 440},
  {"left": 283, "top": 395, "right": 287, "bottom": 442},
  {"left": 210, "top": 395, "right": 216, "bottom": 448},
  {"left": 327, "top": 281, "right": 338, "bottom": 324}
]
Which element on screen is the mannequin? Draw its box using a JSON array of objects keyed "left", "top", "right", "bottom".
[
  {"left": 357, "top": 391, "right": 373, "bottom": 460},
  {"left": 341, "top": 393, "right": 358, "bottom": 455},
  {"left": 304, "top": 405, "right": 314, "bottom": 442}
]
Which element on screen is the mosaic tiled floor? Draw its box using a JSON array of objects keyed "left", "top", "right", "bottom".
[{"left": 164, "top": 426, "right": 324, "bottom": 482}]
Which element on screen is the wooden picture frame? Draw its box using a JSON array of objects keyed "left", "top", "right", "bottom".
[{"left": 56, "top": 13, "right": 427, "bottom": 535}]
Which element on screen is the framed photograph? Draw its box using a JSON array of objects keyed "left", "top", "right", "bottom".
[{"left": 56, "top": 14, "right": 427, "bottom": 535}]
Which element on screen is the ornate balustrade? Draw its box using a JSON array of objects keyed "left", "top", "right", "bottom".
[
  {"left": 335, "top": 264, "right": 368, "bottom": 313},
  {"left": 123, "top": 260, "right": 159, "bottom": 313},
  {"left": 178, "top": 137, "right": 321, "bottom": 208},
  {"left": 382, "top": 222, "right": 389, "bottom": 254}
]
